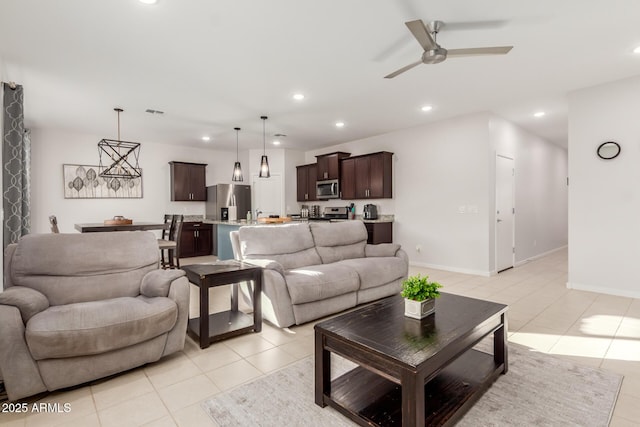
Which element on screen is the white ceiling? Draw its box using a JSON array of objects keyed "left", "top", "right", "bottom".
[{"left": 1, "top": 0, "right": 640, "bottom": 152}]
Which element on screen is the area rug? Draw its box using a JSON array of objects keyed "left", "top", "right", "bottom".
[{"left": 202, "top": 343, "right": 622, "bottom": 426}]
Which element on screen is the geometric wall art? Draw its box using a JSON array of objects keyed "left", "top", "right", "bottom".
[{"left": 63, "top": 164, "right": 143, "bottom": 199}]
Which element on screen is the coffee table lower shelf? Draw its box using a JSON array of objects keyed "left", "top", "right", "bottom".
[
  {"left": 325, "top": 349, "right": 502, "bottom": 426},
  {"left": 187, "top": 310, "right": 256, "bottom": 344}
]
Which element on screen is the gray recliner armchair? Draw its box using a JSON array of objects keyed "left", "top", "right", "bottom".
[{"left": 0, "top": 231, "right": 190, "bottom": 401}]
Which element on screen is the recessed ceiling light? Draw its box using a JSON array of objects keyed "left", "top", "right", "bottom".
[
  {"left": 335, "top": 122, "right": 345, "bottom": 128},
  {"left": 534, "top": 111, "right": 545, "bottom": 118},
  {"left": 201, "top": 136, "right": 211, "bottom": 142},
  {"left": 273, "top": 140, "right": 281, "bottom": 146},
  {"left": 293, "top": 93, "right": 305, "bottom": 101},
  {"left": 139, "top": 0, "right": 157, "bottom": 4},
  {"left": 634, "top": 46, "right": 640, "bottom": 54},
  {"left": 421, "top": 105, "right": 433, "bottom": 112}
]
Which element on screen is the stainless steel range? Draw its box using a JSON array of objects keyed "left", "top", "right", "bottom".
[{"left": 310, "top": 206, "right": 349, "bottom": 221}]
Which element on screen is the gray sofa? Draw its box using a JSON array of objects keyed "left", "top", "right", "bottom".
[
  {"left": 0, "top": 231, "right": 190, "bottom": 401},
  {"left": 230, "top": 221, "right": 408, "bottom": 327}
]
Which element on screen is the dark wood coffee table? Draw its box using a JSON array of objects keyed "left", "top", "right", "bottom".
[
  {"left": 182, "top": 261, "right": 262, "bottom": 349},
  {"left": 314, "top": 293, "right": 508, "bottom": 427}
]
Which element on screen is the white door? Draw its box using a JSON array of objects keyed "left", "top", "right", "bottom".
[
  {"left": 251, "top": 174, "right": 282, "bottom": 217},
  {"left": 496, "top": 155, "right": 515, "bottom": 272}
]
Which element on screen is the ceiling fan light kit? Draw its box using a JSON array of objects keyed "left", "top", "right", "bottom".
[
  {"left": 385, "top": 19, "right": 513, "bottom": 78},
  {"left": 98, "top": 108, "right": 142, "bottom": 179}
]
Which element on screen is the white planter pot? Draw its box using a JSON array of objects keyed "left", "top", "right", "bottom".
[{"left": 404, "top": 298, "right": 435, "bottom": 319}]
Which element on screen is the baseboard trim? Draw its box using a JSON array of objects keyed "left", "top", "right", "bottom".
[
  {"left": 409, "top": 261, "right": 491, "bottom": 277},
  {"left": 566, "top": 282, "right": 640, "bottom": 299},
  {"left": 514, "top": 245, "right": 568, "bottom": 267}
]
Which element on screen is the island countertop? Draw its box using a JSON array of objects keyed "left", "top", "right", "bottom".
[{"left": 202, "top": 215, "right": 394, "bottom": 226}]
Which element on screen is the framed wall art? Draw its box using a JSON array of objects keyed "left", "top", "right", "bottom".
[{"left": 63, "top": 164, "right": 143, "bottom": 199}]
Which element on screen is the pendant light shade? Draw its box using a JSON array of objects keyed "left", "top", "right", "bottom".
[
  {"left": 232, "top": 127, "right": 243, "bottom": 182},
  {"left": 258, "top": 115, "right": 270, "bottom": 178}
]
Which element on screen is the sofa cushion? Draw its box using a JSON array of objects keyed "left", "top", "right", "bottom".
[
  {"left": 309, "top": 221, "right": 367, "bottom": 264},
  {"left": 338, "top": 257, "right": 408, "bottom": 290},
  {"left": 285, "top": 264, "right": 359, "bottom": 305},
  {"left": 25, "top": 296, "right": 177, "bottom": 360},
  {"left": 240, "top": 223, "right": 321, "bottom": 270},
  {"left": 11, "top": 232, "right": 159, "bottom": 306},
  {"left": 365, "top": 243, "right": 400, "bottom": 258}
]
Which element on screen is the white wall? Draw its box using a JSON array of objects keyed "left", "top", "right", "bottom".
[
  {"left": 284, "top": 149, "right": 305, "bottom": 215},
  {"left": 301, "top": 112, "right": 568, "bottom": 276},
  {"left": 30, "top": 128, "right": 237, "bottom": 234},
  {"left": 568, "top": 75, "right": 640, "bottom": 298},
  {"left": 305, "top": 112, "right": 493, "bottom": 275},
  {"left": 489, "top": 115, "right": 568, "bottom": 270}
]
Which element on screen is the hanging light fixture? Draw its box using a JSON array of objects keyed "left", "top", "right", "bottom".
[
  {"left": 98, "top": 108, "right": 141, "bottom": 179},
  {"left": 232, "top": 127, "right": 243, "bottom": 182},
  {"left": 259, "top": 115, "right": 270, "bottom": 178}
]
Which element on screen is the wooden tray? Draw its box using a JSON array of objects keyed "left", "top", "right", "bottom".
[
  {"left": 257, "top": 217, "right": 292, "bottom": 224},
  {"left": 104, "top": 218, "right": 133, "bottom": 225}
]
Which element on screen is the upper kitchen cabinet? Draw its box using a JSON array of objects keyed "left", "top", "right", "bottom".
[
  {"left": 296, "top": 163, "right": 318, "bottom": 202},
  {"left": 316, "top": 152, "right": 350, "bottom": 181},
  {"left": 340, "top": 152, "right": 393, "bottom": 199},
  {"left": 169, "top": 161, "right": 207, "bottom": 201}
]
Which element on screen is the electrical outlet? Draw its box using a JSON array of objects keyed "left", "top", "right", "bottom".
[{"left": 416, "top": 245, "right": 422, "bottom": 253}]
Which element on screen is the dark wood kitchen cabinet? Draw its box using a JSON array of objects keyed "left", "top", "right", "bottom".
[
  {"left": 169, "top": 162, "right": 207, "bottom": 201},
  {"left": 180, "top": 222, "right": 213, "bottom": 257},
  {"left": 296, "top": 163, "right": 318, "bottom": 202},
  {"left": 340, "top": 152, "right": 393, "bottom": 200},
  {"left": 315, "top": 152, "right": 350, "bottom": 181},
  {"left": 365, "top": 222, "right": 393, "bottom": 244}
]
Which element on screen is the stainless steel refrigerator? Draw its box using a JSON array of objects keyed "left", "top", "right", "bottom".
[{"left": 205, "top": 184, "right": 252, "bottom": 221}]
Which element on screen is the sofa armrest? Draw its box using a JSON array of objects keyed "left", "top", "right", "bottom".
[
  {"left": 243, "top": 258, "right": 285, "bottom": 277},
  {"left": 140, "top": 269, "right": 187, "bottom": 298},
  {"left": 0, "top": 305, "right": 47, "bottom": 400},
  {"left": 0, "top": 286, "right": 49, "bottom": 323},
  {"left": 365, "top": 243, "right": 401, "bottom": 258}
]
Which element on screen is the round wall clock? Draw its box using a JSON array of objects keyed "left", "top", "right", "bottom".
[{"left": 596, "top": 141, "right": 621, "bottom": 160}]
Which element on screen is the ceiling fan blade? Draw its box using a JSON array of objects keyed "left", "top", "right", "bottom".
[
  {"left": 405, "top": 20, "right": 437, "bottom": 51},
  {"left": 447, "top": 46, "right": 513, "bottom": 57},
  {"left": 384, "top": 60, "right": 423, "bottom": 79}
]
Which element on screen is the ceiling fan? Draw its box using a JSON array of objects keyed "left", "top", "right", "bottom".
[{"left": 384, "top": 20, "right": 513, "bottom": 79}]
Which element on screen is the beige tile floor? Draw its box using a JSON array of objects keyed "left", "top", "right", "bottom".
[{"left": 2, "top": 249, "right": 640, "bottom": 426}]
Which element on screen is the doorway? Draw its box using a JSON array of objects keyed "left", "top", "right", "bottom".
[
  {"left": 251, "top": 174, "right": 282, "bottom": 217},
  {"left": 496, "top": 155, "right": 515, "bottom": 273}
]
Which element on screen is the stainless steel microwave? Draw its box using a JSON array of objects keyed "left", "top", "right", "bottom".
[{"left": 316, "top": 179, "right": 339, "bottom": 199}]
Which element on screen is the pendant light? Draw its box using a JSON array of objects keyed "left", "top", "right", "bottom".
[
  {"left": 232, "top": 127, "right": 243, "bottom": 182},
  {"left": 98, "top": 108, "right": 142, "bottom": 179},
  {"left": 259, "top": 115, "right": 270, "bottom": 178}
]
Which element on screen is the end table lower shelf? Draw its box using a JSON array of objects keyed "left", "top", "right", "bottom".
[{"left": 187, "top": 310, "right": 256, "bottom": 344}]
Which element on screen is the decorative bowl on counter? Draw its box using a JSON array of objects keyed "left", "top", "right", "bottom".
[{"left": 104, "top": 216, "right": 133, "bottom": 225}]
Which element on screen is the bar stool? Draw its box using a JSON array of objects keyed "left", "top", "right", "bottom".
[{"left": 158, "top": 214, "right": 183, "bottom": 269}]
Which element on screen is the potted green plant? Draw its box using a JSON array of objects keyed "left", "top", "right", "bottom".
[{"left": 401, "top": 274, "right": 442, "bottom": 319}]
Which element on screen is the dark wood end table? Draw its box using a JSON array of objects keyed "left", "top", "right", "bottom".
[
  {"left": 314, "top": 293, "right": 508, "bottom": 427},
  {"left": 182, "top": 261, "right": 262, "bottom": 349}
]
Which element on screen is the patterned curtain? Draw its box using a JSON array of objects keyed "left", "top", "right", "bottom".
[{"left": 2, "top": 83, "right": 31, "bottom": 249}]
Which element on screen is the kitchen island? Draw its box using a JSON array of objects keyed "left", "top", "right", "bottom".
[
  {"left": 203, "top": 219, "right": 256, "bottom": 260},
  {"left": 203, "top": 218, "right": 291, "bottom": 260}
]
